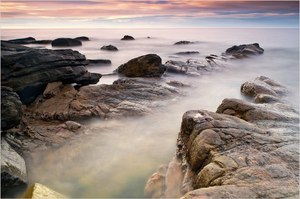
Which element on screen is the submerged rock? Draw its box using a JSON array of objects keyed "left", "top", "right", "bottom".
[
  {"left": 1, "top": 87, "right": 23, "bottom": 130},
  {"left": 174, "top": 41, "right": 194, "bottom": 45},
  {"left": 225, "top": 43, "right": 264, "bottom": 58},
  {"left": 145, "top": 76, "right": 299, "bottom": 198},
  {"left": 175, "top": 51, "right": 199, "bottom": 55},
  {"left": 1, "top": 42, "right": 100, "bottom": 104},
  {"left": 87, "top": 59, "right": 112, "bottom": 65},
  {"left": 1, "top": 139, "right": 27, "bottom": 197},
  {"left": 121, "top": 35, "right": 135, "bottom": 40},
  {"left": 74, "top": 36, "right": 89, "bottom": 41},
  {"left": 117, "top": 54, "right": 166, "bottom": 77},
  {"left": 100, "top": 45, "right": 118, "bottom": 51},
  {"left": 23, "top": 183, "right": 66, "bottom": 199},
  {"left": 51, "top": 38, "right": 82, "bottom": 47}
]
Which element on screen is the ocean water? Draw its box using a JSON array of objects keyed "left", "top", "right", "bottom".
[{"left": 2, "top": 28, "right": 299, "bottom": 198}]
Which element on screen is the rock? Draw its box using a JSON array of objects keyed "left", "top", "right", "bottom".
[
  {"left": 25, "top": 78, "right": 180, "bottom": 121},
  {"left": 225, "top": 43, "right": 264, "bottom": 57},
  {"left": 145, "top": 76, "right": 299, "bottom": 198},
  {"left": 174, "top": 41, "right": 194, "bottom": 45},
  {"left": 121, "top": 35, "right": 135, "bottom": 40},
  {"left": 1, "top": 87, "right": 23, "bottom": 130},
  {"left": 175, "top": 51, "right": 199, "bottom": 55},
  {"left": 43, "top": 82, "right": 63, "bottom": 99},
  {"left": 23, "top": 183, "right": 66, "bottom": 198},
  {"left": 87, "top": 59, "right": 112, "bottom": 65},
  {"left": 1, "top": 40, "right": 30, "bottom": 52},
  {"left": 8, "top": 37, "right": 36, "bottom": 44},
  {"left": 117, "top": 54, "right": 166, "bottom": 77},
  {"left": 144, "top": 165, "right": 168, "bottom": 198},
  {"left": 74, "top": 36, "right": 89, "bottom": 41},
  {"left": 64, "top": 121, "right": 81, "bottom": 131},
  {"left": 51, "top": 38, "right": 82, "bottom": 47},
  {"left": 100, "top": 45, "right": 118, "bottom": 51},
  {"left": 1, "top": 42, "right": 100, "bottom": 104},
  {"left": 32, "top": 40, "right": 52, "bottom": 45},
  {"left": 1, "top": 139, "right": 27, "bottom": 196},
  {"left": 7, "top": 37, "right": 52, "bottom": 45}
]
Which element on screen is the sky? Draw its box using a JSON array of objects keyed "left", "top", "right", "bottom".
[{"left": 1, "top": 0, "right": 299, "bottom": 29}]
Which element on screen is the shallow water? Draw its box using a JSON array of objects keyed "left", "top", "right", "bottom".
[{"left": 2, "top": 28, "right": 299, "bottom": 197}]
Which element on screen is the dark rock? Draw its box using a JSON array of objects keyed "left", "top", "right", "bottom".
[
  {"left": 175, "top": 51, "right": 199, "bottom": 55},
  {"left": 87, "top": 59, "right": 112, "bottom": 65},
  {"left": 1, "top": 87, "right": 23, "bottom": 130},
  {"left": 1, "top": 139, "right": 27, "bottom": 197},
  {"left": 74, "top": 36, "right": 89, "bottom": 41},
  {"left": 73, "top": 72, "right": 102, "bottom": 85},
  {"left": 8, "top": 37, "right": 36, "bottom": 44},
  {"left": 146, "top": 77, "right": 299, "bottom": 199},
  {"left": 117, "top": 54, "right": 166, "bottom": 77},
  {"left": 174, "top": 41, "right": 194, "bottom": 45},
  {"left": 100, "top": 45, "right": 118, "bottom": 51},
  {"left": 51, "top": 38, "right": 82, "bottom": 47},
  {"left": 1, "top": 41, "right": 30, "bottom": 52},
  {"left": 225, "top": 43, "right": 264, "bottom": 57},
  {"left": 121, "top": 35, "right": 135, "bottom": 40},
  {"left": 32, "top": 40, "right": 52, "bottom": 45},
  {"left": 1, "top": 42, "right": 100, "bottom": 104}
]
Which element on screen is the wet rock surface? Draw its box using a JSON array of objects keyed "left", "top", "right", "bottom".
[
  {"left": 1, "top": 87, "right": 23, "bottom": 130},
  {"left": 51, "top": 38, "right": 82, "bottom": 47},
  {"left": 145, "top": 76, "right": 299, "bottom": 198},
  {"left": 117, "top": 54, "right": 166, "bottom": 77},
  {"left": 1, "top": 42, "right": 100, "bottom": 104},
  {"left": 1, "top": 139, "right": 27, "bottom": 197}
]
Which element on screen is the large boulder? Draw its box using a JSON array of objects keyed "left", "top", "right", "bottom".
[
  {"left": 1, "top": 42, "right": 101, "bottom": 104},
  {"left": 51, "top": 38, "right": 82, "bottom": 47},
  {"left": 121, "top": 35, "right": 135, "bottom": 40},
  {"left": 1, "top": 87, "right": 23, "bottom": 130},
  {"left": 225, "top": 43, "right": 264, "bottom": 57},
  {"left": 145, "top": 77, "right": 299, "bottom": 198},
  {"left": 117, "top": 54, "right": 166, "bottom": 77},
  {"left": 1, "top": 139, "right": 27, "bottom": 197}
]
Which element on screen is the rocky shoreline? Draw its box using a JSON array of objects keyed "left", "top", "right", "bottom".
[{"left": 2, "top": 37, "right": 297, "bottom": 198}]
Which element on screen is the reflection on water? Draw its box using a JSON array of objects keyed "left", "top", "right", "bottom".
[{"left": 2, "top": 28, "right": 298, "bottom": 197}]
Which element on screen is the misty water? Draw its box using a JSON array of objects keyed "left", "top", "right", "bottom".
[{"left": 2, "top": 28, "right": 299, "bottom": 197}]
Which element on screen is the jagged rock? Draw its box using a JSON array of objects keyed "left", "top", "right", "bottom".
[
  {"left": 225, "top": 43, "right": 264, "bottom": 58},
  {"left": 43, "top": 82, "right": 64, "bottom": 99},
  {"left": 1, "top": 87, "right": 23, "bottom": 130},
  {"left": 87, "top": 59, "right": 112, "bottom": 65},
  {"left": 100, "top": 45, "right": 118, "bottom": 51},
  {"left": 25, "top": 78, "right": 180, "bottom": 121},
  {"left": 121, "top": 35, "right": 135, "bottom": 40},
  {"left": 145, "top": 77, "right": 299, "bottom": 198},
  {"left": 1, "top": 139, "right": 27, "bottom": 197},
  {"left": 51, "top": 38, "right": 82, "bottom": 47},
  {"left": 117, "top": 54, "right": 166, "bottom": 77},
  {"left": 175, "top": 51, "right": 199, "bottom": 55},
  {"left": 174, "top": 41, "right": 194, "bottom": 45},
  {"left": 23, "top": 183, "right": 66, "bottom": 198},
  {"left": 1, "top": 42, "right": 100, "bottom": 104},
  {"left": 74, "top": 36, "right": 89, "bottom": 41}
]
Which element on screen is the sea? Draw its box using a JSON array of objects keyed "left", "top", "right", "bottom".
[{"left": 1, "top": 28, "right": 299, "bottom": 198}]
